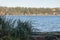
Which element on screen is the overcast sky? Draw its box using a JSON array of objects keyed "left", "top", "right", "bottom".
[{"left": 0, "top": 0, "right": 60, "bottom": 8}]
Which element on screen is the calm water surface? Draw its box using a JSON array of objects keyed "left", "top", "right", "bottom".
[{"left": 5, "top": 15, "right": 60, "bottom": 32}]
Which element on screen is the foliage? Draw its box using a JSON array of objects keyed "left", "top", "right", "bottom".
[
  {"left": 0, "top": 16, "right": 32, "bottom": 40},
  {"left": 0, "top": 7, "right": 60, "bottom": 15}
]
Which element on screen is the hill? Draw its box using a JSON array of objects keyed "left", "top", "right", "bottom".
[{"left": 0, "top": 7, "right": 60, "bottom": 15}]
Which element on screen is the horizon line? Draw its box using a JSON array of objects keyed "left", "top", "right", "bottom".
[{"left": 0, "top": 6, "right": 60, "bottom": 8}]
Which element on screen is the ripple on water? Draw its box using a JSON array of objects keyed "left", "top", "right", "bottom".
[{"left": 5, "top": 16, "right": 60, "bottom": 32}]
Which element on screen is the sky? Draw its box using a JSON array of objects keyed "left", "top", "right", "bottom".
[{"left": 0, "top": 0, "right": 60, "bottom": 8}]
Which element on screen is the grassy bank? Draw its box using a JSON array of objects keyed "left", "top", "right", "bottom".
[
  {"left": 0, "top": 16, "right": 33, "bottom": 40},
  {"left": 0, "top": 16, "right": 60, "bottom": 40}
]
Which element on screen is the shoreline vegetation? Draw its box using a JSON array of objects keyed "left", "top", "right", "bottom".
[
  {"left": 0, "top": 16, "right": 60, "bottom": 40},
  {"left": 0, "top": 16, "right": 33, "bottom": 40},
  {"left": 0, "top": 7, "right": 60, "bottom": 16}
]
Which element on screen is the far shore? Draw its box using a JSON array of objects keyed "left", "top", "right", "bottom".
[{"left": 1, "top": 14, "right": 60, "bottom": 16}]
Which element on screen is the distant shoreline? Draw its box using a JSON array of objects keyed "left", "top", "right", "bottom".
[
  {"left": 0, "top": 7, "right": 60, "bottom": 16},
  {"left": 2, "top": 14, "right": 60, "bottom": 16}
]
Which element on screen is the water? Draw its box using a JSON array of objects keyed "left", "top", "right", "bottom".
[{"left": 5, "top": 15, "right": 60, "bottom": 32}]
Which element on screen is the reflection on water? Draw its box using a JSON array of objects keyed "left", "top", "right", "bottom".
[{"left": 5, "top": 15, "right": 60, "bottom": 32}]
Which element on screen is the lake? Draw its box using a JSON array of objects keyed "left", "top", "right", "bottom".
[{"left": 5, "top": 15, "right": 60, "bottom": 32}]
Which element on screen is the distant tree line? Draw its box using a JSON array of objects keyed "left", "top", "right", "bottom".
[{"left": 0, "top": 7, "right": 60, "bottom": 15}]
